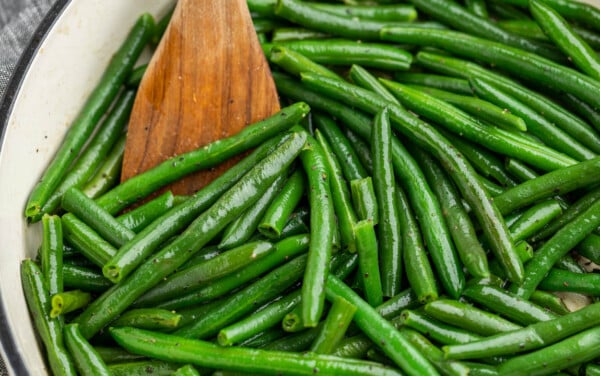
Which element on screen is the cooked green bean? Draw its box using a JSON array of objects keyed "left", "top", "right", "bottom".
[
  {"left": 539, "top": 268, "right": 600, "bottom": 296},
  {"left": 82, "top": 135, "right": 125, "bottom": 199},
  {"left": 111, "top": 308, "right": 182, "bottom": 331},
  {"left": 349, "top": 65, "right": 401, "bottom": 105},
  {"left": 62, "top": 213, "right": 116, "bottom": 267},
  {"left": 399, "top": 310, "right": 482, "bottom": 346},
  {"left": 115, "top": 191, "right": 175, "bottom": 233},
  {"left": 41, "top": 214, "right": 63, "bottom": 297},
  {"left": 394, "top": 73, "right": 472, "bottom": 95},
  {"left": 561, "top": 93, "right": 600, "bottom": 133},
  {"left": 344, "top": 128, "right": 373, "bottom": 175},
  {"left": 529, "top": 291, "right": 570, "bottom": 316},
  {"left": 172, "top": 365, "right": 200, "bottom": 376},
  {"left": 64, "top": 323, "right": 110, "bottom": 376},
  {"left": 271, "top": 28, "right": 330, "bottom": 42},
  {"left": 258, "top": 170, "right": 306, "bottom": 239},
  {"left": 311, "top": 3, "right": 417, "bottom": 22},
  {"left": 268, "top": 46, "right": 340, "bottom": 81},
  {"left": 466, "top": 0, "right": 488, "bottom": 18},
  {"left": 508, "top": 200, "right": 563, "bottom": 242},
  {"left": 25, "top": 14, "right": 154, "bottom": 221},
  {"left": 50, "top": 290, "right": 91, "bottom": 318},
  {"left": 63, "top": 264, "right": 112, "bottom": 293},
  {"left": 108, "top": 360, "right": 182, "bottom": 376},
  {"left": 353, "top": 219, "right": 383, "bottom": 307},
  {"left": 310, "top": 296, "right": 356, "bottom": 354}
]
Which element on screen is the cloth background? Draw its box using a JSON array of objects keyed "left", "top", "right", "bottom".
[{"left": 1, "top": 1, "right": 56, "bottom": 373}]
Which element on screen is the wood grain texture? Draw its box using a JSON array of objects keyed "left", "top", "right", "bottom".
[{"left": 122, "top": 0, "right": 280, "bottom": 195}]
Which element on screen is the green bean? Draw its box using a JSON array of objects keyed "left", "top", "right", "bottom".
[
  {"left": 488, "top": 0, "right": 530, "bottom": 20},
  {"left": 425, "top": 299, "right": 521, "bottom": 336},
  {"left": 253, "top": 18, "right": 287, "bottom": 33},
  {"left": 562, "top": 93, "right": 600, "bottom": 135},
  {"left": 271, "top": 28, "right": 330, "bottom": 42},
  {"left": 497, "top": 326, "right": 600, "bottom": 375},
  {"left": 494, "top": 157, "right": 600, "bottom": 215},
  {"left": 463, "top": 283, "right": 558, "bottom": 325},
  {"left": 394, "top": 73, "right": 472, "bottom": 95},
  {"left": 218, "top": 291, "right": 301, "bottom": 346},
  {"left": 267, "top": 40, "right": 413, "bottom": 71},
  {"left": 371, "top": 108, "right": 403, "bottom": 295},
  {"left": 529, "top": 291, "right": 570, "bottom": 316},
  {"left": 415, "top": 147, "right": 489, "bottom": 278},
  {"left": 258, "top": 170, "right": 306, "bottom": 239},
  {"left": 314, "top": 126, "right": 357, "bottom": 252},
  {"left": 381, "top": 28, "right": 600, "bottom": 111},
  {"left": 152, "top": 6, "right": 173, "bottom": 44},
  {"left": 396, "top": 187, "right": 438, "bottom": 303},
  {"left": 587, "top": 364, "right": 600, "bottom": 376},
  {"left": 410, "top": 84, "right": 527, "bottom": 133},
  {"left": 469, "top": 77, "right": 596, "bottom": 161},
  {"left": 350, "top": 178, "right": 378, "bottom": 225},
  {"left": 325, "top": 275, "right": 439, "bottom": 376},
  {"left": 399, "top": 310, "right": 482, "bottom": 345},
  {"left": 108, "top": 360, "right": 181, "bottom": 376},
  {"left": 115, "top": 191, "right": 175, "bottom": 233},
  {"left": 248, "top": 0, "right": 276, "bottom": 16},
  {"left": 415, "top": 51, "right": 600, "bottom": 153},
  {"left": 36, "top": 91, "right": 135, "bottom": 220},
  {"left": 311, "top": 3, "right": 417, "bottom": 22},
  {"left": 153, "top": 234, "right": 309, "bottom": 310},
  {"left": 576, "top": 233, "right": 600, "bottom": 265},
  {"left": 238, "top": 328, "right": 286, "bottom": 349},
  {"left": 219, "top": 174, "right": 287, "bottom": 249},
  {"left": 497, "top": 19, "right": 549, "bottom": 41},
  {"left": 349, "top": 65, "right": 401, "bottom": 105},
  {"left": 63, "top": 263, "right": 112, "bottom": 292},
  {"left": 466, "top": 0, "right": 488, "bottom": 18},
  {"left": 343, "top": 129, "right": 373, "bottom": 175},
  {"left": 21, "top": 260, "right": 76, "bottom": 375},
  {"left": 539, "top": 269, "right": 600, "bottom": 296},
  {"left": 64, "top": 323, "right": 110, "bottom": 376},
  {"left": 74, "top": 131, "right": 307, "bottom": 339},
  {"left": 310, "top": 296, "right": 356, "bottom": 354},
  {"left": 137, "top": 241, "right": 274, "bottom": 308},
  {"left": 126, "top": 64, "right": 147, "bottom": 87},
  {"left": 353, "top": 219, "right": 383, "bottom": 307},
  {"left": 94, "top": 346, "right": 145, "bottom": 364},
  {"left": 281, "top": 304, "right": 306, "bottom": 334},
  {"left": 522, "top": 0, "right": 600, "bottom": 34},
  {"left": 511, "top": 198, "right": 600, "bottom": 299},
  {"left": 82, "top": 135, "right": 125, "bottom": 199},
  {"left": 111, "top": 308, "right": 181, "bottom": 331},
  {"left": 268, "top": 46, "right": 340, "bottom": 81},
  {"left": 111, "top": 326, "right": 404, "bottom": 376},
  {"left": 331, "top": 335, "right": 372, "bottom": 359},
  {"left": 399, "top": 328, "right": 471, "bottom": 376},
  {"left": 509, "top": 200, "right": 563, "bottom": 242},
  {"left": 172, "top": 365, "right": 200, "bottom": 376},
  {"left": 441, "top": 131, "right": 518, "bottom": 188},
  {"left": 102, "top": 134, "right": 289, "bottom": 283},
  {"left": 505, "top": 158, "right": 540, "bottom": 182},
  {"left": 62, "top": 187, "right": 135, "bottom": 247},
  {"left": 62, "top": 213, "right": 116, "bottom": 267},
  {"left": 25, "top": 14, "right": 154, "bottom": 221},
  {"left": 96, "top": 102, "right": 309, "bottom": 214},
  {"left": 41, "top": 214, "right": 63, "bottom": 296},
  {"left": 296, "top": 133, "right": 335, "bottom": 328},
  {"left": 409, "top": 0, "right": 562, "bottom": 60},
  {"left": 279, "top": 209, "right": 309, "bottom": 238},
  {"left": 50, "top": 290, "right": 91, "bottom": 318}
]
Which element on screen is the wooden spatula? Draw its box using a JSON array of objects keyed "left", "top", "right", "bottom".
[{"left": 122, "top": 0, "right": 280, "bottom": 195}]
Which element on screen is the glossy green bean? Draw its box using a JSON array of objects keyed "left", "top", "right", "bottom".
[
  {"left": 509, "top": 200, "right": 563, "bottom": 242},
  {"left": 311, "top": 3, "right": 417, "bottom": 22},
  {"left": 64, "top": 323, "right": 110, "bottom": 376},
  {"left": 466, "top": 0, "right": 488, "bottom": 17},
  {"left": 529, "top": 291, "right": 570, "bottom": 315},
  {"left": 310, "top": 296, "right": 356, "bottom": 354},
  {"left": 108, "top": 360, "right": 181, "bottom": 376},
  {"left": 94, "top": 346, "right": 145, "bottom": 364},
  {"left": 50, "top": 290, "right": 91, "bottom": 318},
  {"left": 511, "top": 198, "right": 600, "bottom": 299},
  {"left": 258, "top": 170, "right": 306, "bottom": 239},
  {"left": 37, "top": 91, "right": 134, "bottom": 220},
  {"left": 82, "top": 135, "right": 125, "bottom": 199},
  {"left": 343, "top": 129, "right": 373, "bottom": 175},
  {"left": 25, "top": 14, "right": 154, "bottom": 221},
  {"left": 62, "top": 213, "right": 116, "bottom": 267},
  {"left": 111, "top": 326, "right": 404, "bottom": 376},
  {"left": 268, "top": 46, "right": 340, "bottom": 81},
  {"left": 126, "top": 64, "right": 146, "bottom": 87},
  {"left": 299, "top": 134, "right": 335, "bottom": 327},
  {"left": 505, "top": 158, "right": 540, "bottom": 182},
  {"left": 495, "top": 157, "right": 600, "bottom": 215},
  {"left": 41, "top": 214, "right": 63, "bottom": 297},
  {"left": 112, "top": 308, "right": 181, "bottom": 331},
  {"left": 115, "top": 191, "right": 175, "bottom": 233},
  {"left": 354, "top": 219, "right": 383, "bottom": 307},
  {"left": 394, "top": 73, "right": 472, "bottom": 95},
  {"left": 271, "top": 28, "right": 330, "bottom": 42},
  {"left": 74, "top": 131, "right": 307, "bottom": 339},
  {"left": 349, "top": 65, "right": 401, "bottom": 105},
  {"left": 172, "top": 365, "right": 200, "bottom": 376},
  {"left": 399, "top": 310, "right": 482, "bottom": 346},
  {"left": 325, "top": 275, "right": 439, "bottom": 376},
  {"left": 21, "top": 260, "right": 76, "bottom": 376},
  {"left": 62, "top": 187, "right": 135, "bottom": 247},
  {"left": 561, "top": 93, "right": 600, "bottom": 133},
  {"left": 279, "top": 209, "right": 309, "bottom": 238},
  {"left": 96, "top": 103, "right": 309, "bottom": 214},
  {"left": 539, "top": 269, "right": 600, "bottom": 296},
  {"left": 63, "top": 264, "right": 112, "bottom": 292}
]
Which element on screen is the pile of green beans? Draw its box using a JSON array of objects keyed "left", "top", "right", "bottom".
[{"left": 21, "top": 1, "right": 600, "bottom": 375}]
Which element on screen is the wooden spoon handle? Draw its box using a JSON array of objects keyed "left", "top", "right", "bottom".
[{"left": 122, "top": 0, "right": 280, "bottom": 195}]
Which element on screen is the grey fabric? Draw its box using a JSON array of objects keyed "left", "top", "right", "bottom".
[{"left": 1, "top": 1, "right": 57, "bottom": 373}]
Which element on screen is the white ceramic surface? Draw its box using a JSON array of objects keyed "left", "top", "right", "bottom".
[{"left": 0, "top": 1, "right": 171, "bottom": 374}]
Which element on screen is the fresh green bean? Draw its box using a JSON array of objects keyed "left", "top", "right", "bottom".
[
  {"left": 64, "top": 323, "right": 110, "bottom": 376},
  {"left": 258, "top": 170, "right": 306, "bottom": 239},
  {"left": 381, "top": 28, "right": 600, "bottom": 110},
  {"left": 508, "top": 200, "right": 563, "bottom": 242},
  {"left": 394, "top": 73, "right": 472, "bottom": 95},
  {"left": 25, "top": 14, "right": 154, "bottom": 221},
  {"left": 371, "top": 108, "right": 403, "bottom": 295},
  {"left": 268, "top": 46, "right": 340, "bottom": 81},
  {"left": 62, "top": 213, "right": 116, "bottom": 267},
  {"left": 462, "top": 283, "right": 558, "bottom": 325},
  {"left": 466, "top": 0, "right": 488, "bottom": 18},
  {"left": 325, "top": 275, "right": 439, "bottom": 376},
  {"left": 511, "top": 198, "right": 600, "bottom": 299},
  {"left": 219, "top": 174, "right": 287, "bottom": 249},
  {"left": 41, "top": 214, "right": 63, "bottom": 297},
  {"left": 350, "top": 177, "right": 378, "bottom": 224},
  {"left": 102, "top": 133, "right": 290, "bottom": 283},
  {"left": 310, "top": 296, "right": 356, "bottom": 354},
  {"left": 21, "top": 260, "right": 76, "bottom": 376},
  {"left": 126, "top": 65, "right": 147, "bottom": 87},
  {"left": 311, "top": 3, "right": 417, "bottom": 22},
  {"left": 96, "top": 102, "right": 309, "bottom": 214},
  {"left": 299, "top": 133, "right": 335, "bottom": 328},
  {"left": 505, "top": 158, "right": 540, "bottom": 182},
  {"left": 349, "top": 65, "right": 401, "bottom": 105},
  {"left": 279, "top": 209, "right": 309, "bottom": 238},
  {"left": 94, "top": 346, "right": 145, "bottom": 364},
  {"left": 494, "top": 157, "right": 600, "bottom": 215},
  {"left": 344, "top": 128, "right": 373, "bottom": 175},
  {"left": 111, "top": 308, "right": 181, "bottom": 331},
  {"left": 539, "top": 269, "right": 600, "bottom": 296},
  {"left": 50, "top": 290, "right": 91, "bottom": 318},
  {"left": 62, "top": 187, "right": 135, "bottom": 247},
  {"left": 172, "top": 365, "right": 200, "bottom": 376},
  {"left": 63, "top": 264, "right": 112, "bottom": 292},
  {"left": 314, "top": 126, "right": 357, "bottom": 252},
  {"left": 137, "top": 241, "right": 274, "bottom": 307},
  {"left": 108, "top": 360, "right": 181, "bottom": 376},
  {"left": 415, "top": 147, "right": 489, "bottom": 278},
  {"left": 74, "top": 131, "right": 307, "bottom": 339},
  {"left": 115, "top": 191, "right": 175, "bottom": 233},
  {"left": 529, "top": 291, "right": 570, "bottom": 316},
  {"left": 354, "top": 219, "right": 383, "bottom": 307},
  {"left": 82, "top": 135, "right": 125, "bottom": 199},
  {"left": 271, "top": 28, "right": 330, "bottom": 42},
  {"left": 111, "top": 326, "right": 404, "bottom": 376},
  {"left": 587, "top": 364, "right": 600, "bottom": 376},
  {"left": 409, "top": 0, "right": 562, "bottom": 60},
  {"left": 36, "top": 91, "right": 135, "bottom": 220},
  {"left": 561, "top": 93, "right": 600, "bottom": 134},
  {"left": 399, "top": 310, "right": 482, "bottom": 346}
]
